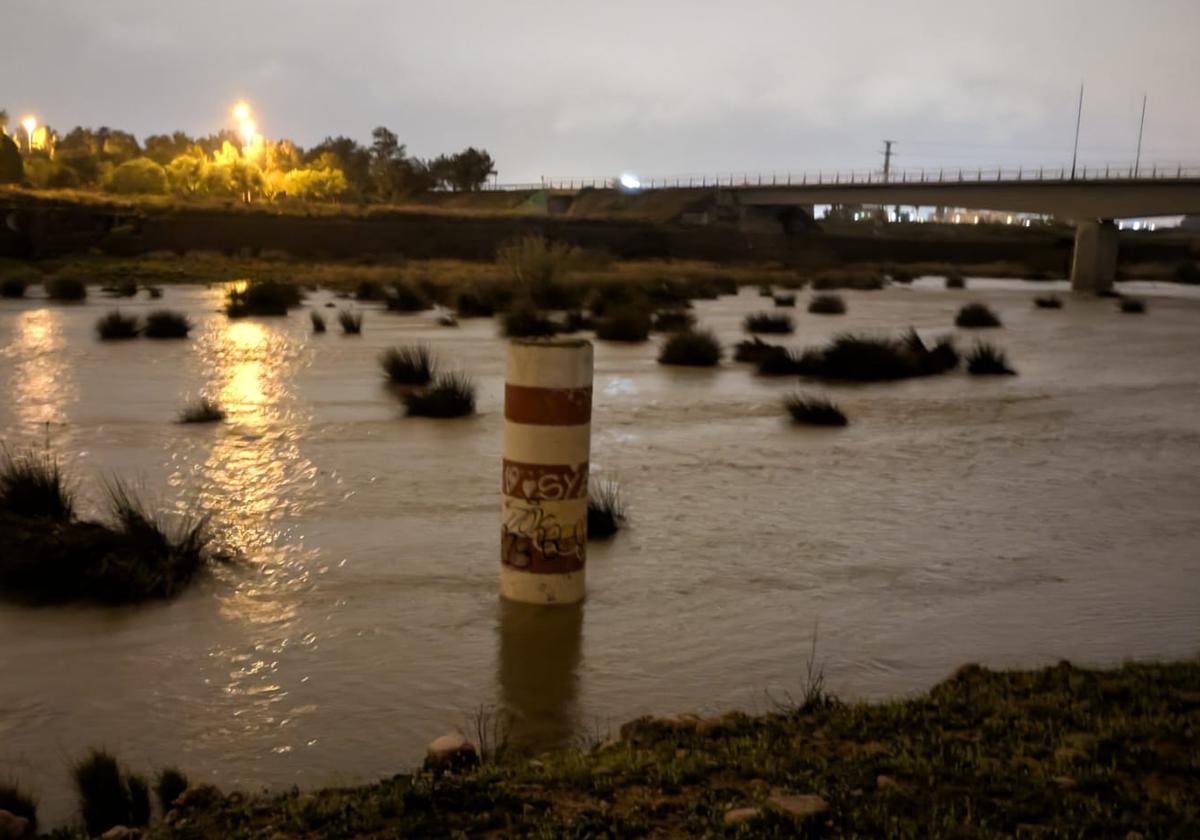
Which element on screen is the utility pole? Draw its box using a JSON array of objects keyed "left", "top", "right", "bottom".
[
  {"left": 1070, "top": 83, "right": 1084, "bottom": 180},
  {"left": 881, "top": 139, "right": 894, "bottom": 182},
  {"left": 1134, "top": 93, "right": 1147, "bottom": 178}
]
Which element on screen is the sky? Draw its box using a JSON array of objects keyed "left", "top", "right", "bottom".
[{"left": 2, "top": 0, "right": 1198, "bottom": 184}]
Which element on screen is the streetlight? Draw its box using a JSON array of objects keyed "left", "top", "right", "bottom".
[{"left": 20, "top": 115, "right": 37, "bottom": 153}]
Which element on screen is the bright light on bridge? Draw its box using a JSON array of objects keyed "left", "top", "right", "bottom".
[{"left": 618, "top": 172, "right": 641, "bottom": 192}]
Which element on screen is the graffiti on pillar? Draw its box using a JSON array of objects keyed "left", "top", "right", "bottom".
[
  {"left": 502, "top": 459, "right": 588, "bottom": 502},
  {"left": 501, "top": 498, "right": 586, "bottom": 574}
]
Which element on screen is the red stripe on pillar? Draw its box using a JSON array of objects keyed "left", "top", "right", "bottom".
[{"left": 504, "top": 384, "right": 592, "bottom": 426}]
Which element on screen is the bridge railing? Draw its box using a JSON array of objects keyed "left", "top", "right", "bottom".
[{"left": 480, "top": 162, "right": 1200, "bottom": 192}]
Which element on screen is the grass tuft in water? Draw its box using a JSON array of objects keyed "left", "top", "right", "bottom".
[
  {"left": 225, "top": 280, "right": 301, "bottom": 317},
  {"left": 595, "top": 307, "right": 651, "bottom": 342},
  {"left": 380, "top": 345, "right": 436, "bottom": 385},
  {"left": 772, "top": 293, "right": 796, "bottom": 307},
  {"left": 945, "top": 273, "right": 966, "bottom": 289},
  {"left": 73, "top": 749, "right": 151, "bottom": 836},
  {"left": 955, "top": 302, "right": 1002, "bottom": 328},
  {"left": 0, "top": 780, "right": 38, "bottom": 834},
  {"left": 657, "top": 329, "right": 721, "bottom": 367},
  {"left": 45, "top": 277, "right": 87, "bottom": 301},
  {"left": 651, "top": 309, "right": 696, "bottom": 332},
  {"left": 338, "top": 309, "right": 363, "bottom": 334},
  {"left": 808, "top": 293, "right": 846, "bottom": 315},
  {"left": 178, "top": 399, "right": 226, "bottom": 424},
  {"left": 0, "top": 447, "right": 74, "bottom": 521},
  {"left": 143, "top": 309, "right": 191, "bottom": 339},
  {"left": 403, "top": 373, "right": 476, "bottom": 418},
  {"left": 733, "top": 337, "right": 786, "bottom": 365},
  {"left": 778, "top": 331, "right": 959, "bottom": 381},
  {"left": 784, "top": 393, "right": 848, "bottom": 426},
  {"left": 587, "top": 477, "right": 626, "bottom": 540},
  {"left": 967, "top": 342, "right": 1017, "bottom": 375},
  {"left": 310, "top": 310, "right": 326, "bottom": 333},
  {"left": 0, "top": 277, "right": 28, "bottom": 298},
  {"left": 1119, "top": 297, "right": 1147, "bottom": 314},
  {"left": 502, "top": 300, "right": 558, "bottom": 338},
  {"left": 96, "top": 310, "right": 141, "bottom": 340},
  {"left": 743, "top": 312, "right": 794, "bottom": 334},
  {"left": 1034, "top": 295, "right": 1063, "bottom": 309},
  {"left": 384, "top": 281, "right": 429, "bottom": 312}
]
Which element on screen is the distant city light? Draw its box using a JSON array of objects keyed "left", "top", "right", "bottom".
[
  {"left": 618, "top": 172, "right": 641, "bottom": 191},
  {"left": 232, "top": 102, "right": 251, "bottom": 123},
  {"left": 231, "top": 101, "right": 262, "bottom": 152},
  {"left": 20, "top": 115, "right": 36, "bottom": 136}
]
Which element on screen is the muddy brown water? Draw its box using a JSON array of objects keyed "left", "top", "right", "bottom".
[{"left": 2, "top": 279, "right": 1199, "bottom": 825}]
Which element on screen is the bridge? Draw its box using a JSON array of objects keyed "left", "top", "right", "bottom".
[{"left": 491, "top": 163, "right": 1200, "bottom": 292}]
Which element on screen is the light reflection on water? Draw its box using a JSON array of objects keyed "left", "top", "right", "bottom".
[{"left": 6, "top": 307, "right": 76, "bottom": 436}]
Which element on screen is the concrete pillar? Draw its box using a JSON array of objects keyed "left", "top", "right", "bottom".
[
  {"left": 1070, "top": 219, "right": 1119, "bottom": 293},
  {"left": 501, "top": 338, "right": 593, "bottom": 604}
]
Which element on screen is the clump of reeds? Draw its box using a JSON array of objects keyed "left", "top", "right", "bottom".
[
  {"left": 310, "top": 311, "right": 326, "bottom": 333},
  {"left": 955, "top": 302, "right": 1002, "bottom": 328},
  {"left": 811, "top": 269, "right": 886, "bottom": 290},
  {"left": 945, "top": 274, "right": 966, "bottom": 289},
  {"left": 1, "top": 278, "right": 28, "bottom": 298},
  {"left": 743, "top": 312, "right": 795, "bottom": 334},
  {"left": 96, "top": 310, "right": 141, "bottom": 340},
  {"left": 784, "top": 393, "right": 848, "bottom": 426},
  {"left": 143, "top": 309, "right": 191, "bottom": 339},
  {"left": 733, "top": 337, "right": 786, "bottom": 365},
  {"left": 437, "top": 311, "right": 459, "bottom": 327},
  {"left": 402, "top": 372, "right": 476, "bottom": 418},
  {"left": 1034, "top": 295, "right": 1063, "bottom": 309},
  {"left": 0, "top": 447, "right": 75, "bottom": 521},
  {"left": 502, "top": 300, "right": 558, "bottom": 338},
  {"left": 651, "top": 309, "right": 696, "bottom": 332},
  {"left": 178, "top": 399, "right": 226, "bottom": 424},
  {"left": 73, "top": 749, "right": 150, "bottom": 836},
  {"left": 45, "top": 277, "right": 87, "bottom": 301},
  {"left": 773, "top": 293, "right": 796, "bottom": 307},
  {"left": 338, "top": 309, "right": 363, "bottom": 334},
  {"left": 143, "top": 285, "right": 164, "bottom": 299},
  {"left": 807, "top": 293, "right": 846, "bottom": 315},
  {"left": 595, "top": 307, "right": 652, "bottom": 342},
  {"left": 384, "top": 281, "right": 429, "bottom": 312},
  {"left": 225, "top": 281, "right": 301, "bottom": 317},
  {"left": 155, "top": 767, "right": 190, "bottom": 813},
  {"left": 657, "top": 329, "right": 722, "bottom": 367},
  {"left": 102, "top": 280, "right": 138, "bottom": 298},
  {"left": 758, "top": 284, "right": 774, "bottom": 297},
  {"left": 355, "top": 279, "right": 385, "bottom": 301},
  {"left": 966, "top": 342, "right": 1017, "bottom": 375},
  {"left": 0, "top": 781, "right": 38, "bottom": 835},
  {"left": 1119, "top": 297, "right": 1146, "bottom": 314},
  {"left": 454, "top": 286, "right": 498, "bottom": 318},
  {"left": 380, "top": 345, "right": 436, "bottom": 385},
  {"left": 587, "top": 477, "right": 626, "bottom": 539},
  {"left": 779, "top": 330, "right": 959, "bottom": 381}
]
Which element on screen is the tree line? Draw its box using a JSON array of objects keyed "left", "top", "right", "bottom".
[{"left": 0, "top": 109, "right": 497, "bottom": 202}]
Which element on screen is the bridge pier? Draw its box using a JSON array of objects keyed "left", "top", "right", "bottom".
[{"left": 1069, "top": 219, "right": 1118, "bottom": 293}]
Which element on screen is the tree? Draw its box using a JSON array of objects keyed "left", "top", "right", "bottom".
[
  {"left": 442, "top": 147, "right": 496, "bottom": 191},
  {"left": 24, "top": 157, "right": 79, "bottom": 188},
  {"left": 305, "top": 136, "right": 370, "bottom": 196},
  {"left": 0, "top": 109, "right": 8, "bottom": 133},
  {"left": 144, "top": 132, "right": 195, "bottom": 165},
  {"left": 104, "top": 157, "right": 168, "bottom": 194},
  {"left": 0, "top": 133, "right": 22, "bottom": 183},
  {"left": 98, "top": 128, "right": 141, "bottom": 163},
  {"left": 166, "top": 147, "right": 208, "bottom": 195},
  {"left": 369, "top": 126, "right": 408, "bottom": 200},
  {"left": 284, "top": 165, "right": 348, "bottom": 200}
]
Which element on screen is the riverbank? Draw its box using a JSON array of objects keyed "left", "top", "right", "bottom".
[{"left": 18, "top": 659, "right": 1189, "bottom": 837}]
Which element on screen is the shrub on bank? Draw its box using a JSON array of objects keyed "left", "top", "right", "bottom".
[
  {"left": 1, "top": 277, "right": 28, "bottom": 298},
  {"left": 743, "top": 312, "right": 794, "bottom": 334},
  {"left": 310, "top": 311, "right": 326, "bottom": 333},
  {"left": 1034, "top": 295, "right": 1063, "bottom": 309},
  {"left": 143, "top": 309, "right": 191, "bottom": 339},
  {"left": 1120, "top": 297, "right": 1147, "bottom": 314},
  {"left": 178, "top": 399, "right": 226, "bottom": 424},
  {"left": 381, "top": 345, "right": 436, "bottom": 385},
  {"left": 955, "top": 302, "right": 1002, "bottom": 328},
  {"left": 784, "top": 393, "right": 848, "bottom": 426},
  {"left": 45, "top": 277, "right": 87, "bottom": 301},
  {"left": 338, "top": 310, "right": 363, "bottom": 334},
  {"left": 967, "top": 342, "right": 1017, "bottom": 375},
  {"left": 96, "top": 311, "right": 141, "bottom": 340},
  {"left": 595, "top": 307, "right": 652, "bottom": 342},
  {"left": 808, "top": 293, "right": 846, "bottom": 315},
  {"left": 403, "top": 373, "right": 476, "bottom": 418},
  {"left": 226, "top": 281, "right": 301, "bottom": 317},
  {"left": 156, "top": 768, "right": 190, "bottom": 813},
  {"left": 0, "top": 782, "right": 38, "bottom": 835},
  {"left": 503, "top": 301, "right": 558, "bottom": 338},
  {"left": 651, "top": 309, "right": 695, "bottom": 332},
  {"left": 74, "top": 749, "right": 150, "bottom": 836},
  {"left": 657, "top": 329, "right": 721, "bottom": 367},
  {"left": 587, "top": 477, "right": 626, "bottom": 540},
  {"left": 455, "top": 286, "right": 498, "bottom": 318}
]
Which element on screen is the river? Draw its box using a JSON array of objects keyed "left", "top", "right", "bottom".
[{"left": 2, "top": 277, "right": 1199, "bottom": 825}]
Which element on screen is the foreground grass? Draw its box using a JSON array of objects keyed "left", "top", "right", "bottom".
[{"left": 82, "top": 659, "right": 1197, "bottom": 838}]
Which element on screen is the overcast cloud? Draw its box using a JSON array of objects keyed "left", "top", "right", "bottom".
[{"left": 2, "top": 0, "right": 1197, "bottom": 182}]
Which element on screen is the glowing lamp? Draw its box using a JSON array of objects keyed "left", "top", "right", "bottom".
[
  {"left": 232, "top": 102, "right": 251, "bottom": 122},
  {"left": 617, "top": 172, "right": 641, "bottom": 192}
]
